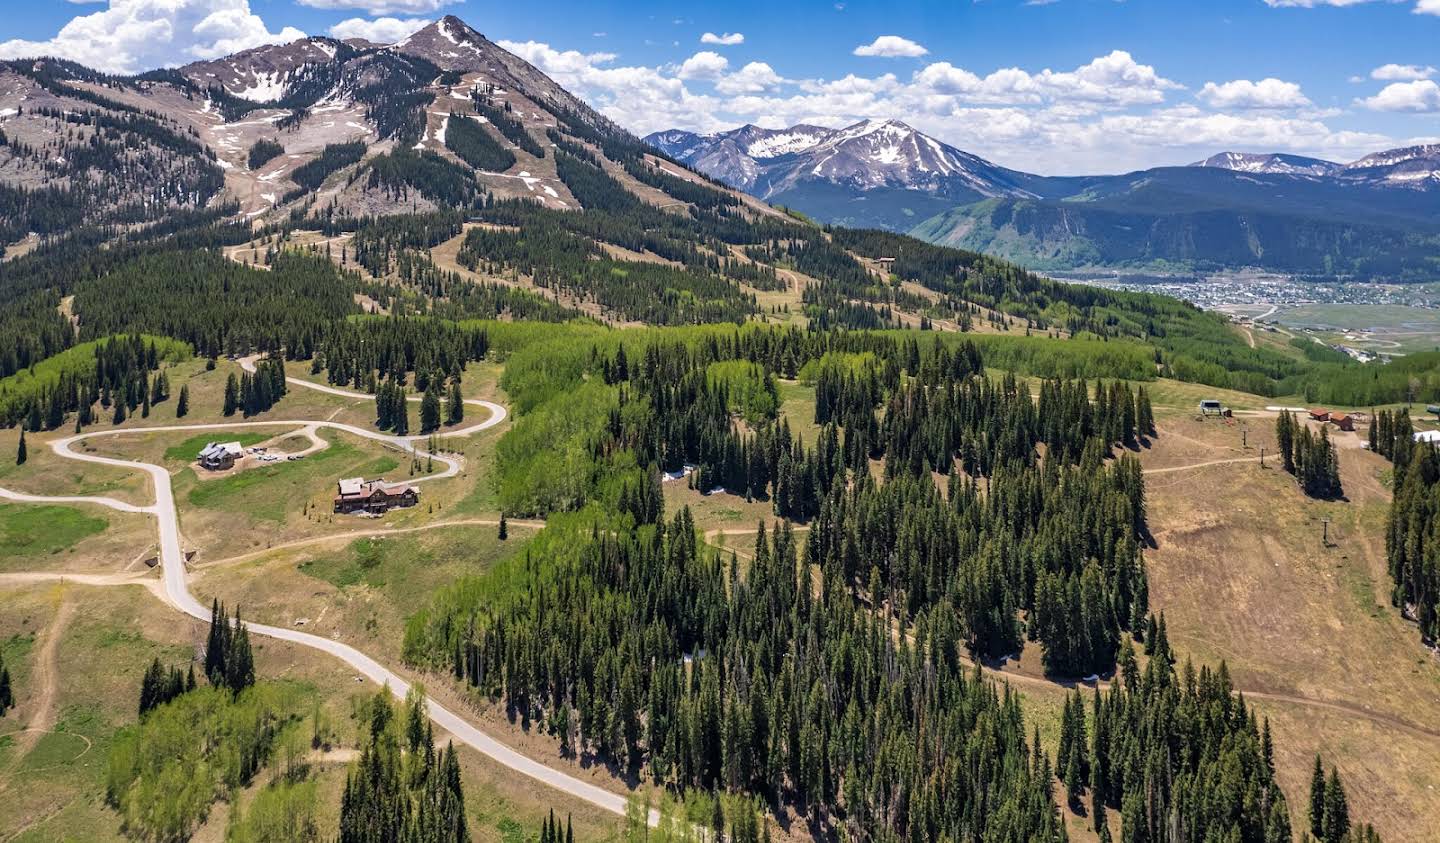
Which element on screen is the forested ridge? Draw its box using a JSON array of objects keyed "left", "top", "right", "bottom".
[{"left": 382, "top": 320, "right": 1376, "bottom": 840}]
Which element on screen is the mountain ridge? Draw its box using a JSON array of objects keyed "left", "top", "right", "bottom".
[{"left": 648, "top": 118, "right": 1440, "bottom": 277}]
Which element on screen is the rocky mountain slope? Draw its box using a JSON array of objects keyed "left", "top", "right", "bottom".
[
  {"left": 647, "top": 119, "right": 1042, "bottom": 230},
  {"left": 0, "top": 15, "right": 736, "bottom": 246}
]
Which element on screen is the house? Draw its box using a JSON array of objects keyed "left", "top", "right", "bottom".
[
  {"left": 333, "top": 477, "right": 420, "bottom": 514},
  {"left": 197, "top": 441, "right": 244, "bottom": 470},
  {"left": 1308, "top": 409, "right": 1330, "bottom": 422},
  {"left": 1330, "top": 413, "right": 1354, "bottom": 432}
]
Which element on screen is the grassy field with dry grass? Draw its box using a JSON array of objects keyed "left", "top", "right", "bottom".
[
  {"left": 1138, "top": 407, "right": 1440, "bottom": 838},
  {"left": 0, "top": 576, "right": 624, "bottom": 843}
]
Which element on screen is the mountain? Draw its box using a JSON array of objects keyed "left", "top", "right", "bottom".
[
  {"left": 178, "top": 37, "right": 353, "bottom": 102},
  {"left": 1341, "top": 143, "right": 1440, "bottom": 189},
  {"left": 648, "top": 112, "right": 1440, "bottom": 279},
  {"left": 0, "top": 15, "right": 677, "bottom": 238},
  {"left": 645, "top": 119, "right": 1042, "bottom": 230},
  {"left": 909, "top": 162, "right": 1440, "bottom": 280},
  {"left": 1189, "top": 151, "right": 1342, "bottom": 177}
]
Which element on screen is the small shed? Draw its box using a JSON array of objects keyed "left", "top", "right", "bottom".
[
  {"left": 1198, "top": 399, "right": 1224, "bottom": 416},
  {"left": 1308, "top": 409, "right": 1330, "bottom": 422},
  {"left": 1330, "top": 413, "right": 1354, "bottom": 432}
]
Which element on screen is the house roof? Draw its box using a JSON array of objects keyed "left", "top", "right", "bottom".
[
  {"left": 199, "top": 441, "right": 244, "bottom": 459},
  {"left": 336, "top": 478, "right": 417, "bottom": 499},
  {"left": 1416, "top": 430, "right": 1440, "bottom": 444}
]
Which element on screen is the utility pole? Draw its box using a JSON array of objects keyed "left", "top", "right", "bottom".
[
  {"left": 1322, "top": 516, "right": 1332, "bottom": 547},
  {"left": 1242, "top": 427, "right": 1248, "bottom": 449},
  {"left": 1259, "top": 446, "right": 1265, "bottom": 468}
]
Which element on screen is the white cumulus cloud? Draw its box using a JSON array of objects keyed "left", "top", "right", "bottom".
[
  {"left": 853, "top": 35, "right": 928, "bottom": 58},
  {"left": 1263, "top": 0, "right": 1378, "bottom": 6},
  {"left": 676, "top": 51, "right": 729, "bottom": 80},
  {"left": 700, "top": 32, "right": 744, "bottom": 46},
  {"left": 1358, "top": 80, "right": 1440, "bottom": 112},
  {"left": 328, "top": 16, "right": 430, "bottom": 45},
  {"left": 1371, "top": 63, "right": 1436, "bottom": 81},
  {"left": 915, "top": 51, "right": 1180, "bottom": 107},
  {"left": 297, "top": 0, "right": 455, "bottom": 13},
  {"left": 715, "top": 62, "right": 784, "bottom": 95},
  {"left": 497, "top": 39, "right": 722, "bottom": 134},
  {"left": 492, "top": 37, "right": 1394, "bottom": 174},
  {"left": 0, "top": 0, "right": 305, "bottom": 74},
  {"left": 1197, "top": 78, "right": 1312, "bottom": 109},
  {"left": 1263, "top": 0, "right": 1439, "bottom": 13}
]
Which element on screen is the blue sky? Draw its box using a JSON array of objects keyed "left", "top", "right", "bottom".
[{"left": 3, "top": 0, "right": 1438, "bottom": 173}]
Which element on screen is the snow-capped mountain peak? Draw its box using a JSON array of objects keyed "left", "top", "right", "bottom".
[
  {"left": 179, "top": 36, "right": 351, "bottom": 102},
  {"left": 644, "top": 119, "right": 1042, "bottom": 211},
  {"left": 1189, "top": 151, "right": 1342, "bottom": 177},
  {"left": 1346, "top": 143, "right": 1440, "bottom": 171}
]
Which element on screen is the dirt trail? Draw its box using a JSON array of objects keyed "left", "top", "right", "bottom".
[
  {"left": 0, "top": 598, "right": 76, "bottom": 790},
  {"left": 194, "top": 517, "right": 547, "bottom": 570},
  {"left": 1143, "top": 456, "right": 1262, "bottom": 476}
]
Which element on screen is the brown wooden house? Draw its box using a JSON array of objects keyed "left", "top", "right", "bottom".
[{"left": 333, "top": 477, "right": 419, "bottom": 514}]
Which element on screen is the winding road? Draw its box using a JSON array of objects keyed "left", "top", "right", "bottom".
[{"left": 0, "top": 367, "right": 658, "bottom": 823}]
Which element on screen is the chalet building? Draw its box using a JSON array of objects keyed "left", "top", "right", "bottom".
[
  {"left": 1308, "top": 409, "right": 1331, "bottom": 422},
  {"left": 197, "top": 441, "right": 244, "bottom": 471},
  {"left": 333, "top": 477, "right": 419, "bottom": 514},
  {"left": 1330, "top": 413, "right": 1355, "bottom": 432}
]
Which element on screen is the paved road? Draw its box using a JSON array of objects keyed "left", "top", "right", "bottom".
[{"left": 0, "top": 377, "right": 660, "bottom": 823}]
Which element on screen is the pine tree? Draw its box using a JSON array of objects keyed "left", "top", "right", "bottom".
[
  {"left": 205, "top": 599, "right": 230, "bottom": 686},
  {"left": 1309, "top": 755, "right": 1327, "bottom": 837},
  {"left": 1277, "top": 412, "right": 1296, "bottom": 474},
  {"left": 421, "top": 385, "right": 441, "bottom": 434},
  {"left": 0, "top": 651, "right": 12, "bottom": 715},
  {"left": 447, "top": 380, "right": 464, "bottom": 425},
  {"left": 176, "top": 384, "right": 189, "bottom": 418},
  {"left": 393, "top": 387, "right": 409, "bottom": 435},
  {"left": 15, "top": 429, "right": 25, "bottom": 466},
  {"left": 223, "top": 373, "right": 240, "bottom": 417},
  {"left": 1323, "top": 766, "right": 1350, "bottom": 843},
  {"left": 498, "top": 512, "right": 508, "bottom": 541},
  {"left": 226, "top": 611, "right": 256, "bottom": 695}
]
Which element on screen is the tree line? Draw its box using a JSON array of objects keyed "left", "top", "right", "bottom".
[
  {"left": 1276, "top": 411, "right": 1343, "bottom": 499},
  {"left": 223, "top": 355, "right": 289, "bottom": 418}
]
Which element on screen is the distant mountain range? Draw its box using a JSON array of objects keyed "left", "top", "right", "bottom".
[{"left": 647, "top": 121, "right": 1440, "bottom": 280}]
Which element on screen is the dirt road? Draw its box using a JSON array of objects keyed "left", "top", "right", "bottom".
[{"left": 0, "top": 375, "right": 661, "bottom": 825}]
